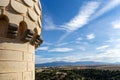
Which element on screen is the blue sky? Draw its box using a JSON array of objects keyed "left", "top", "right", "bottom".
[{"left": 36, "top": 0, "right": 120, "bottom": 64}]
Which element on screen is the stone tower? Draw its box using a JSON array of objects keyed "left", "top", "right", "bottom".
[{"left": 0, "top": 0, "right": 42, "bottom": 80}]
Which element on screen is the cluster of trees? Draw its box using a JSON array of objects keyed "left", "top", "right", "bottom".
[{"left": 35, "top": 68, "right": 120, "bottom": 80}]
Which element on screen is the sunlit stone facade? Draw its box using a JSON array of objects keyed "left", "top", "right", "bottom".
[{"left": 0, "top": 0, "right": 42, "bottom": 80}]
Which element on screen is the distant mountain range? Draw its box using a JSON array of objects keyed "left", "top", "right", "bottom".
[{"left": 35, "top": 61, "right": 119, "bottom": 67}]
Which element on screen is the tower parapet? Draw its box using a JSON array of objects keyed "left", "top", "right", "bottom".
[{"left": 0, "top": 0, "right": 42, "bottom": 80}]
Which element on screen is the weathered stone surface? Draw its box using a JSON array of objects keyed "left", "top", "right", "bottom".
[
  {"left": 34, "top": 5, "right": 41, "bottom": 15},
  {"left": 38, "top": 18, "right": 42, "bottom": 28},
  {"left": 26, "top": 18, "right": 35, "bottom": 30},
  {"left": 0, "top": 0, "right": 9, "bottom": 7},
  {"left": 28, "top": 62, "right": 34, "bottom": 71},
  {"left": 28, "top": 44, "right": 35, "bottom": 53},
  {"left": 0, "top": 42, "right": 28, "bottom": 52},
  {"left": 6, "top": 11, "right": 23, "bottom": 24},
  {"left": 23, "top": 0, "right": 34, "bottom": 7},
  {"left": 0, "top": 50, "right": 23, "bottom": 61},
  {"left": 28, "top": 9, "right": 37, "bottom": 21},
  {"left": 24, "top": 52, "right": 33, "bottom": 61},
  {"left": 0, "top": 73, "right": 22, "bottom": 80},
  {"left": 11, "top": 0, "right": 27, "bottom": 14},
  {"left": 0, "top": 61, "right": 27, "bottom": 73},
  {"left": 38, "top": 1, "right": 42, "bottom": 10},
  {"left": 36, "top": 26, "right": 41, "bottom": 35},
  {"left": 33, "top": 0, "right": 38, "bottom": 2},
  {"left": 23, "top": 72, "right": 32, "bottom": 80},
  {"left": 0, "top": 0, "right": 42, "bottom": 80}
]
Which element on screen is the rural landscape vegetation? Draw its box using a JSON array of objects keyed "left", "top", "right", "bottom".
[{"left": 35, "top": 65, "right": 120, "bottom": 80}]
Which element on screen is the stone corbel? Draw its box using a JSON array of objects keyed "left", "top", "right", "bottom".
[
  {"left": 22, "top": 29, "right": 34, "bottom": 42},
  {"left": 7, "top": 23, "right": 18, "bottom": 38},
  {"left": 33, "top": 35, "right": 43, "bottom": 48}
]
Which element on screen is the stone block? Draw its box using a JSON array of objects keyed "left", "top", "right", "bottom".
[
  {"left": 0, "top": 42, "right": 28, "bottom": 52},
  {"left": 28, "top": 44, "right": 35, "bottom": 53},
  {"left": 0, "top": 61, "right": 27, "bottom": 73},
  {"left": 0, "top": 50, "right": 23, "bottom": 61},
  {"left": 27, "top": 62, "right": 34, "bottom": 71},
  {"left": 23, "top": 72, "right": 32, "bottom": 80},
  {"left": 24, "top": 52, "right": 33, "bottom": 61},
  {"left": 0, "top": 73, "right": 22, "bottom": 80},
  {"left": 32, "top": 71, "right": 35, "bottom": 80}
]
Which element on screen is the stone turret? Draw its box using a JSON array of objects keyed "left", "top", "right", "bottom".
[{"left": 0, "top": 0, "right": 42, "bottom": 80}]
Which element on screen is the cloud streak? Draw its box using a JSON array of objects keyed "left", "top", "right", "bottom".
[
  {"left": 36, "top": 47, "right": 120, "bottom": 64},
  {"left": 43, "top": 15, "right": 63, "bottom": 31},
  {"left": 91, "top": 0, "right": 120, "bottom": 20},
  {"left": 43, "top": 0, "right": 120, "bottom": 42},
  {"left": 96, "top": 45, "right": 109, "bottom": 50},
  {"left": 58, "top": 1, "right": 100, "bottom": 42},
  {"left": 36, "top": 46, "right": 49, "bottom": 51},
  {"left": 61, "top": 2, "right": 100, "bottom": 32},
  {"left": 112, "top": 20, "right": 120, "bottom": 29},
  {"left": 86, "top": 33, "right": 95, "bottom": 40},
  {"left": 49, "top": 48, "right": 73, "bottom": 52},
  {"left": 58, "top": 0, "right": 120, "bottom": 42}
]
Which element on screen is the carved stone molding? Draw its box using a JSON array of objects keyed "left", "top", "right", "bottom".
[
  {"left": 0, "top": 0, "right": 43, "bottom": 48},
  {"left": 0, "top": 0, "right": 42, "bottom": 80}
]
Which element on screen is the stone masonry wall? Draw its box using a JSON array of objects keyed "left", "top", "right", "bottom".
[
  {"left": 0, "top": 37, "right": 35, "bottom": 80},
  {"left": 0, "top": 0, "right": 42, "bottom": 80}
]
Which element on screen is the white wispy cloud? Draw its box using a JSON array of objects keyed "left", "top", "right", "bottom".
[
  {"left": 106, "top": 38, "right": 120, "bottom": 43},
  {"left": 36, "top": 42, "right": 120, "bottom": 63},
  {"left": 43, "top": 15, "right": 56, "bottom": 30},
  {"left": 61, "top": 2, "right": 100, "bottom": 32},
  {"left": 58, "top": 0, "right": 120, "bottom": 42},
  {"left": 58, "top": 1, "right": 100, "bottom": 42},
  {"left": 56, "top": 42, "right": 69, "bottom": 47},
  {"left": 98, "top": 49, "right": 120, "bottom": 58},
  {"left": 86, "top": 33, "right": 95, "bottom": 40},
  {"left": 43, "top": 0, "right": 120, "bottom": 42},
  {"left": 78, "top": 47, "right": 86, "bottom": 51},
  {"left": 49, "top": 48, "right": 73, "bottom": 52},
  {"left": 76, "top": 37, "right": 83, "bottom": 41},
  {"left": 36, "top": 45, "right": 120, "bottom": 63},
  {"left": 91, "top": 0, "right": 120, "bottom": 20},
  {"left": 112, "top": 20, "right": 120, "bottom": 29},
  {"left": 36, "top": 46, "right": 49, "bottom": 51},
  {"left": 35, "top": 55, "right": 55, "bottom": 64},
  {"left": 43, "top": 41, "right": 53, "bottom": 46},
  {"left": 96, "top": 45, "right": 109, "bottom": 50},
  {"left": 43, "top": 15, "right": 62, "bottom": 30}
]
